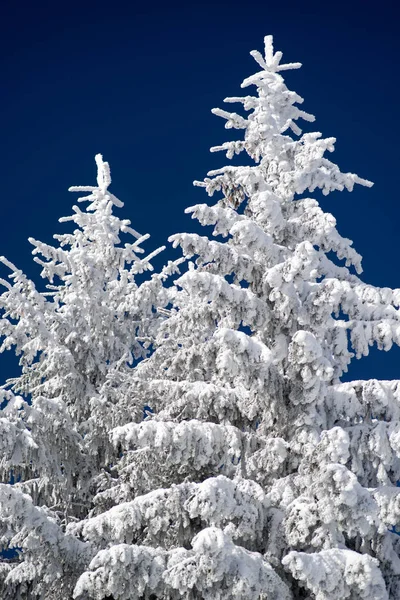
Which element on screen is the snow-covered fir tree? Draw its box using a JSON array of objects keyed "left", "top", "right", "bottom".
[
  {"left": 70, "top": 37, "right": 400, "bottom": 600},
  {"left": 0, "top": 155, "right": 182, "bottom": 598},
  {"left": 1, "top": 35, "right": 400, "bottom": 600}
]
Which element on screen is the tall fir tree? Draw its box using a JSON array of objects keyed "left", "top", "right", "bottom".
[{"left": 72, "top": 37, "right": 400, "bottom": 600}]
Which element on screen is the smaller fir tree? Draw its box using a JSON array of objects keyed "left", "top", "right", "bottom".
[{"left": 0, "top": 155, "right": 181, "bottom": 599}]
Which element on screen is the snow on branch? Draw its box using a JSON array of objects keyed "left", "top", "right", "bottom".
[
  {"left": 283, "top": 548, "right": 388, "bottom": 600},
  {"left": 74, "top": 527, "right": 291, "bottom": 600}
]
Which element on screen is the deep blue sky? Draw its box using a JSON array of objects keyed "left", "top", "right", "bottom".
[{"left": 0, "top": 0, "right": 398, "bottom": 383}]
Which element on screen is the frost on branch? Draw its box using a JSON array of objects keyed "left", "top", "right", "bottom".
[
  {"left": 109, "top": 420, "right": 243, "bottom": 498},
  {"left": 0, "top": 485, "right": 89, "bottom": 599},
  {"left": 69, "top": 475, "right": 270, "bottom": 552},
  {"left": 74, "top": 528, "right": 290, "bottom": 600},
  {"left": 283, "top": 548, "right": 388, "bottom": 600}
]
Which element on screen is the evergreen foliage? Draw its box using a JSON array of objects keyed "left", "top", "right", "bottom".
[{"left": 1, "top": 36, "right": 400, "bottom": 600}]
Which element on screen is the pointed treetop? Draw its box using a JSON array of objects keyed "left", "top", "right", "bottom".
[
  {"left": 68, "top": 154, "right": 124, "bottom": 212},
  {"left": 249, "top": 35, "right": 302, "bottom": 74}
]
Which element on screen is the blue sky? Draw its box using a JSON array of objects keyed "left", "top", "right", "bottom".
[{"left": 0, "top": 0, "right": 398, "bottom": 383}]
